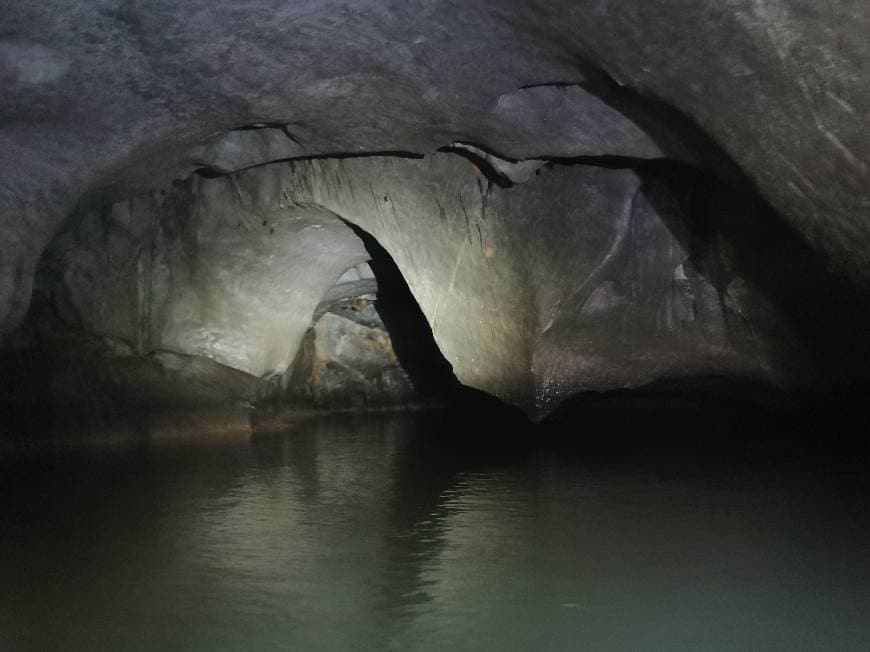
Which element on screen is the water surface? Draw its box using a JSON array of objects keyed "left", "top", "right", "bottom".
[{"left": 2, "top": 409, "right": 869, "bottom": 650}]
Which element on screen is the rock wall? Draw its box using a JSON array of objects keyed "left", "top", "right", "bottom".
[
  {"left": 42, "top": 189, "right": 371, "bottom": 379},
  {"left": 33, "top": 152, "right": 827, "bottom": 419},
  {"left": 281, "top": 302, "right": 420, "bottom": 410},
  {"left": 3, "top": 1, "right": 870, "bottom": 352}
]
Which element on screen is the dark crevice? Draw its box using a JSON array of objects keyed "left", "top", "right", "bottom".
[
  {"left": 517, "top": 81, "right": 585, "bottom": 90},
  {"left": 544, "top": 154, "right": 689, "bottom": 171},
  {"left": 337, "top": 219, "right": 461, "bottom": 400},
  {"left": 288, "top": 150, "right": 425, "bottom": 161},
  {"left": 336, "top": 218, "right": 525, "bottom": 421}
]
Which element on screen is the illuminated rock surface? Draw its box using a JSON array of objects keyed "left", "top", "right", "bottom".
[
  {"left": 24, "top": 152, "right": 850, "bottom": 418},
  {"left": 2, "top": 1, "right": 869, "bottom": 417}
]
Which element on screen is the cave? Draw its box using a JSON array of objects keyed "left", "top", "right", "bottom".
[{"left": 2, "top": 3, "right": 870, "bottom": 649}]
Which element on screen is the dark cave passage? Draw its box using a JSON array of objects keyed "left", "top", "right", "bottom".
[
  {"left": 339, "top": 218, "right": 461, "bottom": 400},
  {"left": 263, "top": 216, "right": 467, "bottom": 414}
]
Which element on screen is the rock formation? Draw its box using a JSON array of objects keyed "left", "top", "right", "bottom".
[{"left": 1, "top": 2, "right": 869, "bottom": 420}]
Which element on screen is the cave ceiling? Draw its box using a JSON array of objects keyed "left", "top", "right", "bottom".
[{"left": 1, "top": 1, "right": 869, "bottom": 414}]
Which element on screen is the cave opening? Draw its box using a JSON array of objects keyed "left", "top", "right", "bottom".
[{"left": 258, "top": 215, "right": 468, "bottom": 417}]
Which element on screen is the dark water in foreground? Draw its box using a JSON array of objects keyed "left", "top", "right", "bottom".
[{"left": 2, "top": 409, "right": 870, "bottom": 651}]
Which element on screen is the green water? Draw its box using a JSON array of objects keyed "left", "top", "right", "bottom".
[{"left": 2, "top": 410, "right": 869, "bottom": 650}]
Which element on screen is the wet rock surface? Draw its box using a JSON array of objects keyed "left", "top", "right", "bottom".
[{"left": 279, "top": 302, "right": 420, "bottom": 410}]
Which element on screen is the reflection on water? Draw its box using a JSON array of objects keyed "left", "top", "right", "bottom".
[{"left": 1, "top": 410, "right": 870, "bottom": 650}]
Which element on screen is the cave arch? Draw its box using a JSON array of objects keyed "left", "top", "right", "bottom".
[
  {"left": 336, "top": 218, "right": 461, "bottom": 400},
  {"left": 269, "top": 213, "right": 466, "bottom": 411},
  {"left": 6, "top": 140, "right": 870, "bottom": 425}
]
